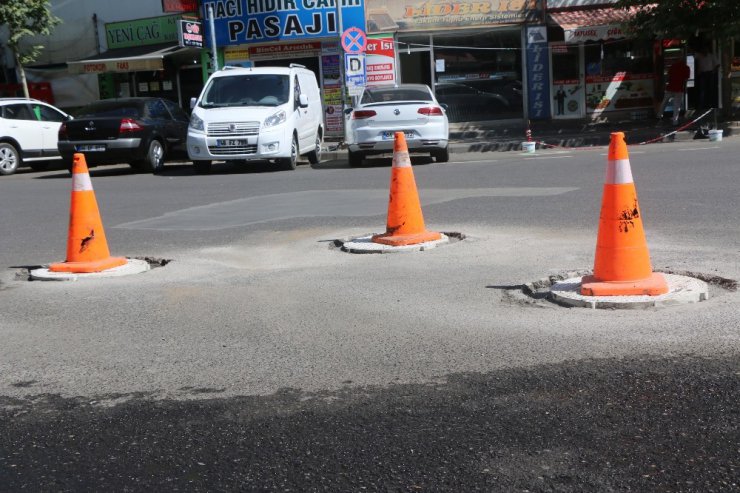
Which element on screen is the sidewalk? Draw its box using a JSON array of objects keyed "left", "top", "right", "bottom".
[{"left": 323, "top": 113, "right": 737, "bottom": 160}]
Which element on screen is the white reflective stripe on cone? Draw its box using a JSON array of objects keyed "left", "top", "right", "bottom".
[
  {"left": 392, "top": 151, "right": 412, "bottom": 168},
  {"left": 72, "top": 173, "right": 94, "bottom": 191},
  {"left": 605, "top": 158, "right": 634, "bottom": 184}
]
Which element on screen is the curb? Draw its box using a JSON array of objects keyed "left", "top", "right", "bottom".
[{"left": 321, "top": 125, "right": 733, "bottom": 161}]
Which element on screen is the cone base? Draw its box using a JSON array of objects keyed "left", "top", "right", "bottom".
[
  {"left": 580, "top": 273, "right": 669, "bottom": 297},
  {"left": 371, "top": 231, "right": 442, "bottom": 246},
  {"left": 49, "top": 256, "right": 128, "bottom": 274}
]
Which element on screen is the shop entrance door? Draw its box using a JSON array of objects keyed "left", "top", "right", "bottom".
[
  {"left": 400, "top": 50, "right": 432, "bottom": 86},
  {"left": 550, "top": 43, "right": 584, "bottom": 119}
]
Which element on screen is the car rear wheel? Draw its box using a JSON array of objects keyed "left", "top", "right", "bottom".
[
  {"left": 143, "top": 139, "right": 165, "bottom": 174},
  {"left": 433, "top": 146, "right": 449, "bottom": 163},
  {"left": 348, "top": 150, "right": 363, "bottom": 167},
  {"left": 193, "top": 160, "right": 212, "bottom": 174},
  {"left": 0, "top": 142, "right": 21, "bottom": 176},
  {"left": 306, "top": 130, "right": 322, "bottom": 165},
  {"left": 278, "top": 134, "right": 298, "bottom": 170}
]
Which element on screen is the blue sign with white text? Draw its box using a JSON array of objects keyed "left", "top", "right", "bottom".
[
  {"left": 525, "top": 26, "right": 551, "bottom": 121},
  {"left": 202, "top": 0, "right": 365, "bottom": 47}
]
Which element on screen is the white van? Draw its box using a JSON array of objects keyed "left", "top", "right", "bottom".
[{"left": 187, "top": 64, "right": 323, "bottom": 173}]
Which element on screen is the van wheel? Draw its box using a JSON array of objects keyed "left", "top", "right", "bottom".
[
  {"left": 193, "top": 160, "right": 212, "bottom": 174},
  {"left": 278, "top": 134, "right": 298, "bottom": 170},
  {"left": 348, "top": 150, "right": 363, "bottom": 167},
  {"left": 306, "top": 130, "right": 322, "bottom": 164},
  {"left": 0, "top": 142, "right": 21, "bottom": 176}
]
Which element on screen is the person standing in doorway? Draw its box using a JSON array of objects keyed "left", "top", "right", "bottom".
[
  {"left": 657, "top": 58, "right": 691, "bottom": 125},
  {"left": 695, "top": 46, "right": 720, "bottom": 110}
]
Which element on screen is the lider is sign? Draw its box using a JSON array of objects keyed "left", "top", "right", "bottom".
[{"left": 525, "top": 26, "right": 551, "bottom": 120}]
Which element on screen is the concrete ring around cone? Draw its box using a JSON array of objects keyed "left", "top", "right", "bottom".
[
  {"left": 549, "top": 273, "right": 709, "bottom": 309},
  {"left": 339, "top": 233, "right": 450, "bottom": 254},
  {"left": 29, "top": 258, "right": 151, "bottom": 281}
]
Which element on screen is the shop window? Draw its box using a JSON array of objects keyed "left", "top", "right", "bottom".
[
  {"left": 431, "top": 30, "right": 523, "bottom": 121},
  {"left": 583, "top": 40, "right": 656, "bottom": 114}
]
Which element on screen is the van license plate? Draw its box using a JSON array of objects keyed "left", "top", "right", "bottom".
[
  {"left": 76, "top": 144, "right": 105, "bottom": 152},
  {"left": 382, "top": 131, "right": 414, "bottom": 140},
  {"left": 217, "top": 139, "right": 247, "bottom": 147}
]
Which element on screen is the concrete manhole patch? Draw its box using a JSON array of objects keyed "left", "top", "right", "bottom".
[
  {"left": 550, "top": 273, "right": 709, "bottom": 309},
  {"left": 512, "top": 269, "right": 737, "bottom": 309},
  {"left": 333, "top": 232, "right": 465, "bottom": 254},
  {"left": 18, "top": 257, "right": 171, "bottom": 282}
]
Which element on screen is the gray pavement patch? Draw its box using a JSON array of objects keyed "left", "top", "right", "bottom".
[
  {"left": 550, "top": 273, "right": 709, "bottom": 309},
  {"left": 29, "top": 258, "right": 150, "bottom": 282},
  {"left": 114, "top": 188, "right": 578, "bottom": 231},
  {"left": 337, "top": 232, "right": 464, "bottom": 254}
]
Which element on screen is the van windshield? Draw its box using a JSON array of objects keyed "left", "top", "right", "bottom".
[{"left": 200, "top": 74, "right": 290, "bottom": 108}]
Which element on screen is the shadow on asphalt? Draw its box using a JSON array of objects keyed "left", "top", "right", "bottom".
[
  {"left": 0, "top": 355, "right": 736, "bottom": 491},
  {"left": 312, "top": 155, "right": 434, "bottom": 170}
]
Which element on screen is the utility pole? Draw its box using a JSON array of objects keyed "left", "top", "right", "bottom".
[{"left": 208, "top": 4, "right": 219, "bottom": 72}]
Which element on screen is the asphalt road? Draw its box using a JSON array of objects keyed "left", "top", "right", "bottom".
[{"left": 1, "top": 139, "right": 738, "bottom": 491}]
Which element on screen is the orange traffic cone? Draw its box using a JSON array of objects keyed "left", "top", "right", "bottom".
[
  {"left": 580, "top": 132, "right": 668, "bottom": 296},
  {"left": 49, "top": 153, "right": 127, "bottom": 273},
  {"left": 372, "top": 132, "right": 441, "bottom": 246}
]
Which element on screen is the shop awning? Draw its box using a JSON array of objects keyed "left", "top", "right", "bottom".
[
  {"left": 549, "top": 7, "right": 636, "bottom": 43},
  {"left": 67, "top": 43, "right": 190, "bottom": 74}
]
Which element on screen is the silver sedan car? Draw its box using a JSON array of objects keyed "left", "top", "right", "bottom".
[{"left": 345, "top": 84, "right": 449, "bottom": 166}]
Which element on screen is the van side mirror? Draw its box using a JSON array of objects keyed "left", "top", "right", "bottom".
[
  {"left": 299, "top": 94, "right": 309, "bottom": 108},
  {"left": 190, "top": 97, "right": 197, "bottom": 110},
  {"left": 344, "top": 108, "right": 353, "bottom": 115}
]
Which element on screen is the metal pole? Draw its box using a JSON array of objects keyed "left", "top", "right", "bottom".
[
  {"left": 208, "top": 4, "right": 219, "bottom": 72},
  {"left": 336, "top": 0, "right": 345, "bottom": 106}
]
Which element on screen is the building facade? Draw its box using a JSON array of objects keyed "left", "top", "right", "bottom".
[{"left": 4, "top": 0, "right": 730, "bottom": 123}]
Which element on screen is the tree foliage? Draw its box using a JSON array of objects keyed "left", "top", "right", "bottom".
[
  {"left": 615, "top": 0, "right": 740, "bottom": 41},
  {"left": 0, "top": 0, "right": 60, "bottom": 65}
]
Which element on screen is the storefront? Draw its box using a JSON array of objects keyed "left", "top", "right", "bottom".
[
  {"left": 366, "top": 0, "right": 541, "bottom": 123},
  {"left": 547, "top": 4, "right": 657, "bottom": 120},
  {"left": 199, "top": 0, "right": 366, "bottom": 138},
  {"left": 67, "top": 14, "right": 203, "bottom": 110}
]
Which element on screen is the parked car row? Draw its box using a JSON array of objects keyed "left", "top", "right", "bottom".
[{"left": 0, "top": 70, "right": 451, "bottom": 177}]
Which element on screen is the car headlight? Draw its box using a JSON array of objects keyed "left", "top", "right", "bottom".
[
  {"left": 264, "top": 110, "right": 286, "bottom": 128},
  {"left": 189, "top": 113, "right": 204, "bottom": 131}
]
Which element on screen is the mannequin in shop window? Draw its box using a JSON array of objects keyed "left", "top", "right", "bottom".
[
  {"left": 554, "top": 86, "right": 567, "bottom": 115},
  {"left": 657, "top": 58, "right": 691, "bottom": 125}
]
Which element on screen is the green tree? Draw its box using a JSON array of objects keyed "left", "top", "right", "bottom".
[
  {"left": 616, "top": 0, "right": 740, "bottom": 115},
  {"left": 0, "top": 0, "right": 60, "bottom": 98},
  {"left": 615, "top": 0, "right": 740, "bottom": 40}
]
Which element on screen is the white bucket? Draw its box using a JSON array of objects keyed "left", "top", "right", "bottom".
[
  {"left": 708, "top": 129, "right": 723, "bottom": 142},
  {"left": 522, "top": 141, "right": 536, "bottom": 153}
]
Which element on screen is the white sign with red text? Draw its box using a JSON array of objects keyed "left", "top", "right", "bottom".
[
  {"left": 366, "top": 35, "right": 396, "bottom": 87},
  {"left": 564, "top": 25, "right": 625, "bottom": 43}
]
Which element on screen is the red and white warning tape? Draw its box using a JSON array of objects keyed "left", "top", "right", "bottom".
[{"left": 534, "top": 108, "right": 716, "bottom": 150}]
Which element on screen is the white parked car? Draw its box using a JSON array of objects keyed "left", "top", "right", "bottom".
[
  {"left": 187, "top": 65, "right": 324, "bottom": 173},
  {"left": 0, "top": 98, "right": 71, "bottom": 176},
  {"left": 345, "top": 84, "right": 449, "bottom": 167}
]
